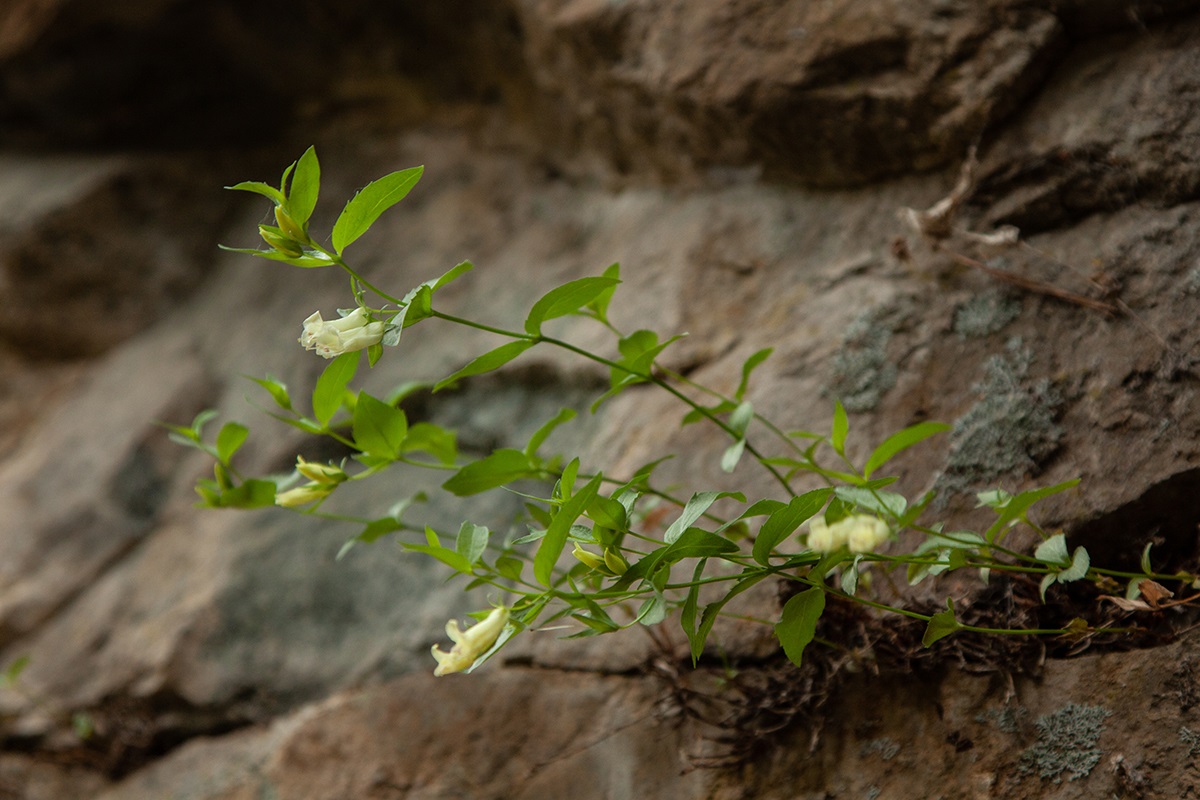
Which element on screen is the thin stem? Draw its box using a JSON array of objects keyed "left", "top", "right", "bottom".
[{"left": 428, "top": 309, "right": 796, "bottom": 496}]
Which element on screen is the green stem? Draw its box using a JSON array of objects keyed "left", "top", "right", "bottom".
[{"left": 430, "top": 310, "right": 797, "bottom": 496}]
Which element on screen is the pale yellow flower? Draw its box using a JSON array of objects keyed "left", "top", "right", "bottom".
[
  {"left": 431, "top": 606, "right": 510, "bottom": 677},
  {"left": 844, "top": 515, "right": 891, "bottom": 554},
  {"left": 806, "top": 516, "right": 842, "bottom": 553},
  {"left": 274, "top": 483, "right": 333, "bottom": 508},
  {"left": 572, "top": 543, "right": 607, "bottom": 571},
  {"left": 299, "top": 308, "right": 384, "bottom": 359},
  {"left": 295, "top": 456, "right": 346, "bottom": 485},
  {"left": 806, "top": 514, "right": 890, "bottom": 554}
]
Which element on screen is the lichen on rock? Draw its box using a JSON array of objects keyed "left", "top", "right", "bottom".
[
  {"left": 938, "top": 337, "right": 1063, "bottom": 497},
  {"left": 1017, "top": 703, "right": 1111, "bottom": 783}
]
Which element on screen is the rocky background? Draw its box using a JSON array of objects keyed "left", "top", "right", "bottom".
[{"left": 2, "top": 1, "right": 1200, "bottom": 798}]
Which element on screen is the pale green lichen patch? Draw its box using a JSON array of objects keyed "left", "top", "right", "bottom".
[
  {"left": 1180, "top": 725, "right": 1200, "bottom": 757},
  {"left": 1018, "top": 703, "right": 1111, "bottom": 783},
  {"left": 828, "top": 307, "right": 898, "bottom": 412},
  {"left": 952, "top": 289, "right": 1022, "bottom": 338},
  {"left": 938, "top": 338, "right": 1063, "bottom": 497},
  {"left": 976, "top": 705, "right": 1029, "bottom": 734}
]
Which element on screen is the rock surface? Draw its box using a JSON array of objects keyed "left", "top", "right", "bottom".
[{"left": 2, "top": 2, "right": 1199, "bottom": 799}]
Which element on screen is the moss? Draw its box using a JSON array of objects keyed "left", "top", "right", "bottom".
[
  {"left": 828, "top": 308, "right": 898, "bottom": 412},
  {"left": 1017, "top": 703, "right": 1111, "bottom": 783},
  {"left": 937, "top": 338, "right": 1063, "bottom": 497},
  {"left": 952, "top": 289, "right": 1022, "bottom": 338}
]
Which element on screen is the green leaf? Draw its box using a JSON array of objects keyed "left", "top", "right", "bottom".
[
  {"left": 716, "top": 498, "right": 786, "bottom": 535},
  {"left": 524, "top": 276, "right": 621, "bottom": 335},
  {"left": 1059, "top": 546, "right": 1090, "bottom": 583},
  {"left": 312, "top": 352, "right": 359, "bottom": 425},
  {"left": 922, "top": 598, "right": 962, "bottom": 647},
  {"left": 680, "top": 560, "right": 706, "bottom": 655},
  {"left": 213, "top": 479, "right": 277, "bottom": 509},
  {"left": 752, "top": 489, "right": 832, "bottom": 565},
  {"left": 402, "top": 285, "right": 433, "bottom": 328},
  {"left": 664, "top": 491, "right": 744, "bottom": 544},
  {"left": 841, "top": 555, "right": 864, "bottom": 595},
  {"left": 396, "top": 262, "right": 473, "bottom": 330},
  {"left": 735, "top": 348, "right": 773, "bottom": 401},
  {"left": 225, "top": 180, "right": 285, "bottom": 204},
  {"left": 681, "top": 399, "right": 735, "bottom": 427},
  {"left": 720, "top": 438, "right": 747, "bottom": 473},
  {"left": 585, "top": 495, "right": 628, "bottom": 531},
  {"left": 1141, "top": 543, "right": 1154, "bottom": 575},
  {"left": 2, "top": 655, "right": 30, "bottom": 686},
  {"left": 496, "top": 556, "right": 524, "bottom": 582},
  {"left": 525, "top": 407, "right": 577, "bottom": 459},
  {"left": 337, "top": 516, "right": 404, "bottom": 561},
  {"left": 728, "top": 401, "right": 754, "bottom": 436},
  {"left": 985, "top": 479, "right": 1080, "bottom": 543},
  {"left": 430, "top": 260, "right": 474, "bottom": 292},
  {"left": 215, "top": 422, "right": 249, "bottom": 463},
  {"left": 1039, "top": 572, "right": 1057, "bottom": 601},
  {"left": 455, "top": 521, "right": 490, "bottom": 565},
  {"left": 621, "top": 528, "right": 740, "bottom": 589},
  {"left": 775, "top": 588, "right": 825, "bottom": 668},
  {"left": 442, "top": 449, "right": 535, "bottom": 496},
  {"left": 1034, "top": 533, "right": 1070, "bottom": 565},
  {"left": 590, "top": 331, "right": 685, "bottom": 411},
  {"left": 352, "top": 391, "right": 408, "bottom": 459},
  {"left": 434, "top": 341, "right": 535, "bottom": 392},
  {"left": 404, "top": 527, "right": 473, "bottom": 574},
  {"left": 535, "top": 473, "right": 603, "bottom": 586},
  {"left": 662, "top": 528, "right": 740, "bottom": 561},
  {"left": 331, "top": 165, "right": 424, "bottom": 253},
  {"left": 249, "top": 375, "right": 292, "bottom": 411},
  {"left": 585, "top": 263, "right": 621, "bottom": 321},
  {"left": 831, "top": 400, "right": 849, "bottom": 455},
  {"left": 635, "top": 592, "right": 668, "bottom": 627},
  {"left": 286, "top": 146, "right": 320, "bottom": 226},
  {"left": 862, "top": 421, "right": 951, "bottom": 479},
  {"left": 833, "top": 486, "right": 908, "bottom": 520},
  {"left": 217, "top": 245, "right": 334, "bottom": 268},
  {"left": 401, "top": 422, "right": 456, "bottom": 465},
  {"left": 691, "top": 573, "right": 768, "bottom": 664}
]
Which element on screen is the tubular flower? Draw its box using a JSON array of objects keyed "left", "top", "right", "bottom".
[
  {"left": 274, "top": 483, "right": 333, "bottom": 508},
  {"left": 431, "top": 606, "right": 510, "bottom": 677},
  {"left": 805, "top": 514, "right": 891, "bottom": 554},
  {"left": 299, "top": 308, "right": 384, "bottom": 359},
  {"left": 295, "top": 456, "right": 346, "bottom": 485}
]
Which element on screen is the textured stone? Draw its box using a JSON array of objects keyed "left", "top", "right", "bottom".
[{"left": 1, "top": 2, "right": 1199, "bottom": 798}]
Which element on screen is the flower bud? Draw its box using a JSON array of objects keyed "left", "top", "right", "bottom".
[
  {"left": 603, "top": 548, "right": 629, "bottom": 575},
  {"left": 295, "top": 456, "right": 346, "bottom": 485},
  {"left": 572, "top": 543, "right": 607, "bottom": 571},
  {"left": 259, "top": 225, "right": 304, "bottom": 257},
  {"left": 275, "top": 483, "right": 333, "bottom": 508},
  {"left": 274, "top": 205, "right": 310, "bottom": 244}
]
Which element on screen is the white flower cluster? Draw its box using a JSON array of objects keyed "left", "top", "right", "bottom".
[
  {"left": 806, "top": 514, "right": 891, "bottom": 554},
  {"left": 299, "top": 308, "right": 384, "bottom": 359}
]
